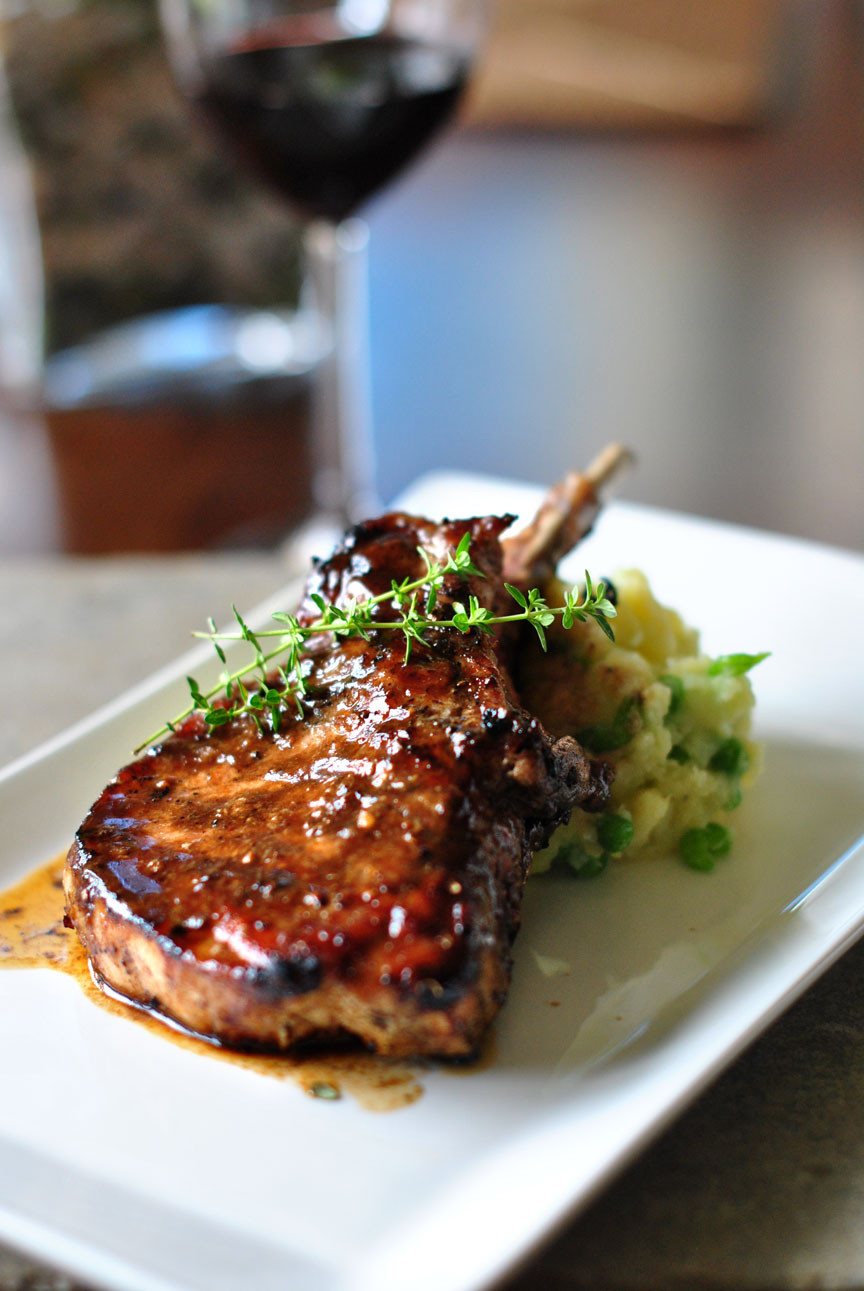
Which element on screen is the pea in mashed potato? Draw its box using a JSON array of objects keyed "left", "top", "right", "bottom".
[{"left": 520, "top": 570, "right": 767, "bottom": 876}]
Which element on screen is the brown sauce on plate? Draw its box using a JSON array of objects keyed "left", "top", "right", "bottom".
[{"left": 0, "top": 854, "right": 444, "bottom": 1111}]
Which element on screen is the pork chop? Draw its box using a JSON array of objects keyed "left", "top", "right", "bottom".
[{"left": 64, "top": 497, "right": 614, "bottom": 1057}]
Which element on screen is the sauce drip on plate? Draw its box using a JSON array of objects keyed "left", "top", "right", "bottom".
[{"left": 0, "top": 854, "right": 439, "bottom": 1111}]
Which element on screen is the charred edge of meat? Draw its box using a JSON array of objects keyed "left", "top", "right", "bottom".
[{"left": 250, "top": 954, "right": 324, "bottom": 997}]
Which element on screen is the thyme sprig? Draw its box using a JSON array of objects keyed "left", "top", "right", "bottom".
[{"left": 135, "top": 536, "right": 616, "bottom": 753}]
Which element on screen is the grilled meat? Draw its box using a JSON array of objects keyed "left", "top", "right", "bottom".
[{"left": 65, "top": 463, "right": 623, "bottom": 1058}]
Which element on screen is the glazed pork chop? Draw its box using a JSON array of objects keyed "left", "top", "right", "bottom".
[{"left": 64, "top": 453, "right": 623, "bottom": 1057}]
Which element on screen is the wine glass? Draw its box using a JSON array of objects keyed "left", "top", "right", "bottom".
[{"left": 159, "top": 0, "right": 484, "bottom": 534}]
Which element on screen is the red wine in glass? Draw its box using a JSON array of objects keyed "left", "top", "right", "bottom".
[
  {"left": 161, "top": 0, "right": 483, "bottom": 526},
  {"left": 195, "top": 30, "right": 471, "bottom": 223}
]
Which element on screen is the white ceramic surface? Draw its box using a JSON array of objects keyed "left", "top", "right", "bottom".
[{"left": 2, "top": 472, "right": 863, "bottom": 1291}]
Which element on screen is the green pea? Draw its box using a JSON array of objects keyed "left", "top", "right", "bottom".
[
  {"left": 578, "top": 697, "right": 640, "bottom": 753},
  {"left": 660, "top": 674, "right": 684, "bottom": 718},
  {"left": 596, "top": 814, "right": 635, "bottom": 856},
  {"left": 709, "top": 737, "right": 749, "bottom": 777},
  {"left": 725, "top": 786, "right": 743, "bottom": 811},
  {"left": 560, "top": 842, "right": 608, "bottom": 879},
  {"left": 679, "top": 823, "right": 733, "bottom": 872}
]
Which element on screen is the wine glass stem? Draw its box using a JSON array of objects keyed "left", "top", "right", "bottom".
[{"left": 303, "top": 218, "right": 377, "bottom": 526}]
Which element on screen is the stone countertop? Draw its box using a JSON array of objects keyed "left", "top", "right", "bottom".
[
  {"left": 0, "top": 552, "right": 290, "bottom": 765},
  {"left": 2, "top": 554, "right": 864, "bottom": 1291}
]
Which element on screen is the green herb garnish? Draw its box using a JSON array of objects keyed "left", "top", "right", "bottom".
[
  {"left": 136, "top": 539, "right": 617, "bottom": 752},
  {"left": 308, "top": 1081, "right": 341, "bottom": 1101},
  {"left": 707, "top": 652, "right": 770, "bottom": 677}
]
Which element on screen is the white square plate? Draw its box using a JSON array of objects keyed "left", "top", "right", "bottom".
[{"left": 2, "top": 472, "right": 863, "bottom": 1291}]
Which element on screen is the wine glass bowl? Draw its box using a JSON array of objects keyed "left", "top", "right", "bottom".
[
  {"left": 162, "top": 0, "right": 479, "bottom": 224},
  {"left": 159, "top": 0, "right": 483, "bottom": 527}
]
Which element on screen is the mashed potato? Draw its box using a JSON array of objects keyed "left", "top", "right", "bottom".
[{"left": 521, "top": 570, "right": 765, "bottom": 876}]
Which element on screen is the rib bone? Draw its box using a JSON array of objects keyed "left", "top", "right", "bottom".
[{"left": 503, "top": 443, "right": 632, "bottom": 586}]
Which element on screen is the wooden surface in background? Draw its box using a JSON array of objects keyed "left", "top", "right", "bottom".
[
  {"left": 46, "top": 390, "right": 312, "bottom": 553},
  {"left": 466, "top": 0, "right": 787, "bottom": 129}
]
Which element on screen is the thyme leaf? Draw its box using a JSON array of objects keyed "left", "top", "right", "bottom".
[{"left": 135, "top": 544, "right": 616, "bottom": 752}]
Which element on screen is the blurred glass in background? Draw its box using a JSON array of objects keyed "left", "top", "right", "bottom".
[{"left": 1, "top": 0, "right": 317, "bottom": 552}]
